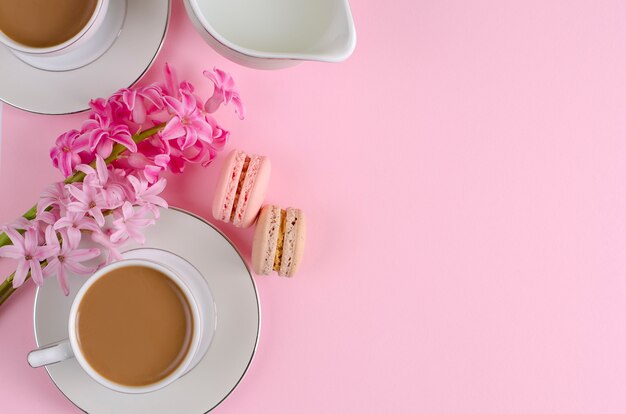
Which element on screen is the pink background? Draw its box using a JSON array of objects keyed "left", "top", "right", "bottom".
[{"left": 2, "top": 0, "right": 626, "bottom": 412}]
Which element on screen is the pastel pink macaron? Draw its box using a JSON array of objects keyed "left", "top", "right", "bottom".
[
  {"left": 212, "top": 149, "right": 271, "bottom": 228},
  {"left": 252, "top": 205, "right": 306, "bottom": 277}
]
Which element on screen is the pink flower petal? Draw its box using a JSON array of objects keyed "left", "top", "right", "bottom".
[
  {"left": 4, "top": 227, "right": 25, "bottom": 250},
  {"left": 13, "top": 260, "right": 29, "bottom": 288},
  {"left": 96, "top": 139, "right": 114, "bottom": 158},
  {"left": 35, "top": 245, "right": 59, "bottom": 261},
  {"left": 37, "top": 211, "right": 58, "bottom": 226},
  {"left": 121, "top": 202, "right": 134, "bottom": 219},
  {"left": 181, "top": 91, "right": 196, "bottom": 115},
  {"left": 80, "top": 218, "right": 101, "bottom": 233},
  {"left": 24, "top": 229, "right": 38, "bottom": 253},
  {"left": 30, "top": 260, "right": 44, "bottom": 285},
  {"left": 204, "top": 94, "right": 223, "bottom": 114},
  {"left": 57, "top": 266, "right": 70, "bottom": 296},
  {"left": 53, "top": 216, "right": 73, "bottom": 230},
  {"left": 90, "top": 208, "right": 106, "bottom": 227},
  {"left": 61, "top": 154, "right": 74, "bottom": 178},
  {"left": 232, "top": 95, "right": 246, "bottom": 120},
  {"left": 180, "top": 126, "right": 198, "bottom": 150},
  {"left": 76, "top": 163, "right": 96, "bottom": 177},
  {"left": 164, "top": 63, "right": 179, "bottom": 97},
  {"left": 65, "top": 227, "right": 82, "bottom": 249},
  {"left": 89, "top": 130, "right": 108, "bottom": 151},
  {"left": 95, "top": 155, "right": 109, "bottom": 183},
  {"left": 67, "top": 203, "right": 86, "bottom": 215},
  {"left": 109, "top": 126, "right": 137, "bottom": 152},
  {"left": 109, "top": 227, "right": 128, "bottom": 243},
  {"left": 66, "top": 248, "right": 100, "bottom": 262},
  {"left": 161, "top": 117, "right": 186, "bottom": 140},
  {"left": 0, "top": 245, "right": 24, "bottom": 259},
  {"left": 67, "top": 184, "right": 89, "bottom": 204},
  {"left": 43, "top": 259, "right": 59, "bottom": 277},
  {"left": 65, "top": 261, "right": 95, "bottom": 276},
  {"left": 45, "top": 226, "right": 60, "bottom": 251},
  {"left": 132, "top": 98, "right": 147, "bottom": 124},
  {"left": 122, "top": 89, "right": 136, "bottom": 110},
  {"left": 163, "top": 95, "right": 184, "bottom": 115},
  {"left": 144, "top": 165, "right": 162, "bottom": 184}
]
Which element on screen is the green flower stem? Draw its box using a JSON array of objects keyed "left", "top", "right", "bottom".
[
  {"left": 0, "top": 123, "right": 165, "bottom": 307},
  {"left": 0, "top": 273, "right": 18, "bottom": 307}
]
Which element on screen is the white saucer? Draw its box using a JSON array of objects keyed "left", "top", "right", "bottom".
[
  {"left": 0, "top": 0, "right": 169, "bottom": 115},
  {"left": 33, "top": 208, "right": 260, "bottom": 413}
]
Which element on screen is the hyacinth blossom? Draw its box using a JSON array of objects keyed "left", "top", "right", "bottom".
[{"left": 0, "top": 64, "right": 243, "bottom": 301}]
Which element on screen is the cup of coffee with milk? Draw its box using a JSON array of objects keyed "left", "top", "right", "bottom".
[
  {"left": 0, "top": 0, "right": 126, "bottom": 71},
  {"left": 27, "top": 254, "right": 216, "bottom": 394}
]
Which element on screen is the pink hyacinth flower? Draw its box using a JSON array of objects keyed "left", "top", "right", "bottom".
[
  {"left": 203, "top": 68, "right": 245, "bottom": 120},
  {"left": 117, "top": 89, "right": 148, "bottom": 124},
  {"left": 50, "top": 130, "right": 90, "bottom": 178},
  {"left": 110, "top": 202, "right": 155, "bottom": 244},
  {"left": 9, "top": 215, "right": 52, "bottom": 244},
  {"left": 112, "top": 85, "right": 166, "bottom": 125},
  {"left": 162, "top": 91, "right": 213, "bottom": 150},
  {"left": 36, "top": 210, "right": 60, "bottom": 227},
  {"left": 8, "top": 217, "right": 34, "bottom": 231},
  {"left": 121, "top": 151, "right": 169, "bottom": 184},
  {"left": 181, "top": 140, "right": 218, "bottom": 167},
  {"left": 53, "top": 212, "right": 101, "bottom": 244},
  {"left": 37, "top": 182, "right": 71, "bottom": 216},
  {"left": 139, "top": 84, "right": 167, "bottom": 111},
  {"left": 0, "top": 227, "right": 56, "bottom": 287},
  {"left": 158, "top": 138, "right": 188, "bottom": 173},
  {"left": 82, "top": 102, "right": 137, "bottom": 158},
  {"left": 66, "top": 182, "right": 108, "bottom": 227},
  {"left": 204, "top": 114, "right": 230, "bottom": 151},
  {"left": 43, "top": 226, "right": 100, "bottom": 295},
  {"left": 76, "top": 156, "right": 126, "bottom": 208},
  {"left": 91, "top": 228, "right": 124, "bottom": 265},
  {"left": 143, "top": 153, "right": 170, "bottom": 184},
  {"left": 127, "top": 175, "right": 168, "bottom": 218}
]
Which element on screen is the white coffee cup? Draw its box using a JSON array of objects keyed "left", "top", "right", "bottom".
[
  {"left": 27, "top": 250, "right": 216, "bottom": 394},
  {"left": 0, "top": 0, "right": 126, "bottom": 71}
]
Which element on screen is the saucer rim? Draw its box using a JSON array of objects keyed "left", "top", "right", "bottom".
[
  {"left": 0, "top": 0, "right": 171, "bottom": 115},
  {"left": 32, "top": 206, "right": 261, "bottom": 414}
]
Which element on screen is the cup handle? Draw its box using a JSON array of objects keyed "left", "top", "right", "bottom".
[{"left": 27, "top": 340, "right": 74, "bottom": 368}]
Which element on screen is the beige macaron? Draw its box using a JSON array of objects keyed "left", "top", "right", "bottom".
[{"left": 251, "top": 205, "right": 306, "bottom": 277}]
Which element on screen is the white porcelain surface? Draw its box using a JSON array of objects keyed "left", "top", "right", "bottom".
[
  {"left": 33, "top": 208, "right": 260, "bottom": 413},
  {"left": 0, "top": 0, "right": 169, "bottom": 114},
  {"left": 184, "top": 0, "right": 356, "bottom": 69}
]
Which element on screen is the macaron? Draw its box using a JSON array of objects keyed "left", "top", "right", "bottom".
[
  {"left": 252, "top": 205, "right": 306, "bottom": 277},
  {"left": 212, "top": 149, "right": 271, "bottom": 228}
]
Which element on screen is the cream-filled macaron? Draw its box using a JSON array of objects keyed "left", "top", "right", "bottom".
[
  {"left": 212, "top": 149, "right": 271, "bottom": 228},
  {"left": 251, "top": 205, "right": 306, "bottom": 277}
]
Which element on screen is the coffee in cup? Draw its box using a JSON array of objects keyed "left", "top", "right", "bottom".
[
  {"left": 76, "top": 265, "right": 194, "bottom": 387},
  {"left": 27, "top": 254, "right": 216, "bottom": 394},
  {"left": 0, "top": 0, "right": 99, "bottom": 48},
  {"left": 0, "top": 0, "right": 127, "bottom": 72}
]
